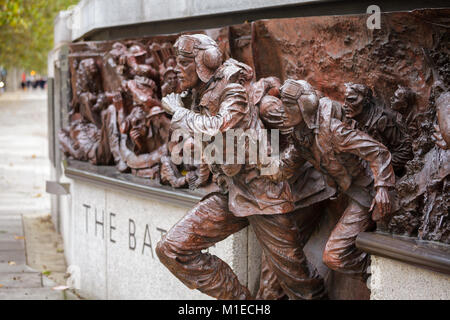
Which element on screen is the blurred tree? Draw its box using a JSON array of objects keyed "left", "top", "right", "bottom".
[{"left": 0, "top": 0, "right": 79, "bottom": 74}]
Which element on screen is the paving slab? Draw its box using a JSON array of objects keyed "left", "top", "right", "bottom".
[
  {"left": 23, "top": 214, "right": 67, "bottom": 273},
  {"left": 0, "top": 233, "right": 21, "bottom": 242},
  {"left": 0, "top": 224, "right": 24, "bottom": 237},
  {"left": 0, "top": 230, "right": 23, "bottom": 239},
  {"left": 0, "top": 239, "right": 25, "bottom": 251},
  {"left": 27, "top": 256, "right": 66, "bottom": 272},
  {"left": 0, "top": 287, "right": 65, "bottom": 300},
  {"left": 0, "top": 272, "right": 42, "bottom": 288},
  {"left": 0, "top": 250, "right": 26, "bottom": 264},
  {"left": 0, "top": 216, "right": 22, "bottom": 222},
  {"left": 0, "top": 262, "right": 35, "bottom": 273},
  {"left": 0, "top": 219, "right": 23, "bottom": 227}
]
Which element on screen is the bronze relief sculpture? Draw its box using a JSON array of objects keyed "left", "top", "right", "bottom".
[
  {"left": 73, "top": 58, "right": 107, "bottom": 128},
  {"left": 61, "top": 58, "right": 125, "bottom": 170},
  {"left": 156, "top": 34, "right": 328, "bottom": 300},
  {"left": 260, "top": 79, "right": 395, "bottom": 276},
  {"left": 59, "top": 9, "right": 449, "bottom": 299},
  {"left": 343, "top": 83, "right": 413, "bottom": 176}
]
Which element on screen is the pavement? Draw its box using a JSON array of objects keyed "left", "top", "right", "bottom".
[{"left": 0, "top": 90, "right": 74, "bottom": 300}]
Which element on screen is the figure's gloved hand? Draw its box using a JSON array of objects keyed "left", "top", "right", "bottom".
[
  {"left": 370, "top": 186, "right": 391, "bottom": 221},
  {"left": 161, "top": 93, "right": 184, "bottom": 115}
]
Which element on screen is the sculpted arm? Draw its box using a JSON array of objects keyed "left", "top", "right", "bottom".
[
  {"left": 330, "top": 119, "right": 395, "bottom": 218},
  {"left": 125, "top": 145, "right": 168, "bottom": 169},
  {"left": 165, "top": 84, "right": 249, "bottom": 137},
  {"left": 263, "top": 142, "right": 305, "bottom": 182},
  {"left": 330, "top": 119, "right": 395, "bottom": 188},
  {"left": 119, "top": 132, "right": 167, "bottom": 169}
]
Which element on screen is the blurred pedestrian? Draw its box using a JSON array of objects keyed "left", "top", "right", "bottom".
[
  {"left": 26, "top": 74, "right": 31, "bottom": 89},
  {"left": 21, "top": 72, "right": 26, "bottom": 90}
]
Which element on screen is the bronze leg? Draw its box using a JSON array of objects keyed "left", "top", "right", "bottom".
[
  {"left": 256, "top": 205, "right": 326, "bottom": 300},
  {"left": 248, "top": 212, "right": 326, "bottom": 300},
  {"left": 323, "top": 199, "right": 374, "bottom": 276},
  {"left": 256, "top": 251, "right": 287, "bottom": 300},
  {"left": 156, "top": 193, "right": 252, "bottom": 300}
]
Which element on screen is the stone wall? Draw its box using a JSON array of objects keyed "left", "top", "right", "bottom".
[
  {"left": 371, "top": 255, "right": 450, "bottom": 300},
  {"left": 63, "top": 178, "right": 261, "bottom": 299}
]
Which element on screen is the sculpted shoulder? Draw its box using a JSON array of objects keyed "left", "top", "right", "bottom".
[
  {"left": 220, "top": 83, "right": 248, "bottom": 102},
  {"left": 200, "top": 59, "right": 252, "bottom": 113},
  {"left": 218, "top": 58, "right": 253, "bottom": 84},
  {"left": 319, "top": 97, "right": 344, "bottom": 121},
  {"left": 329, "top": 117, "right": 348, "bottom": 135}
]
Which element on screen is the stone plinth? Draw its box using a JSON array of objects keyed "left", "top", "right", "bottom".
[
  {"left": 370, "top": 256, "right": 450, "bottom": 300},
  {"left": 65, "top": 178, "right": 259, "bottom": 299}
]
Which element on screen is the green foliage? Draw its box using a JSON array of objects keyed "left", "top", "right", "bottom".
[{"left": 0, "top": 0, "right": 79, "bottom": 74}]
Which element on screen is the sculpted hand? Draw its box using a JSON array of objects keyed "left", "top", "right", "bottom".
[
  {"left": 432, "top": 124, "right": 449, "bottom": 150},
  {"left": 161, "top": 93, "right": 184, "bottom": 115},
  {"left": 186, "top": 171, "right": 198, "bottom": 190},
  {"left": 370, "top": 186, "right": 391, "bottom": 221},
  {"left": 130, "top": 129, "right": 143, "bottom": 150},
  {"left": 130, "top": 129, "right": 140, "bottom": 142}
]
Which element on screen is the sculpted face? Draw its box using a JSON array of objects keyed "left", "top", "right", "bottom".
[
  {"left": 127, "top": 107, "right": 148, "bottom": 146},
  {"left": 165, "top": 71, "right": 178, "bottom": 90},
  {"left": 84, "top": 58, "right": 96, "bottom": 72},
  {"left": 390, "top": 87, "right": 408, "bottom": 113},
  {"left": 260, "top": 95, "right": 303, "bottom": 131},
  {"left": 281, "top": 97, "right": 303, "bottom": 128},
  {"left": 87, "top": 63, "right": 97, "bottom": 76},
  {"left": 343, "top": 86, "right": 365, "bottom": 119},
  {"left": 80, "top": 59, "right": 98, "bottom": 80},
  {"left": 175, "top": 55, "right": 199, "bottom": 90}
]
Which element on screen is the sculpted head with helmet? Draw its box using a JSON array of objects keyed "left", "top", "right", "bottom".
[
  {"left": 260, "top": 79, "right": 319, "bottom": 132},
  {"left": 173, "top": 34, "right": 223, "bottom": 91}
]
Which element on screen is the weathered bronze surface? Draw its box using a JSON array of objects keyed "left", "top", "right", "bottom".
[
  {"left": 260, "top": 78, "right": 395, "bottom": 277},
  {"left": 60, "top": 9, "right": 449, "bottom": 299},
  {"left": 343, "top": 82, "right": 413, "bottom": 176}
]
